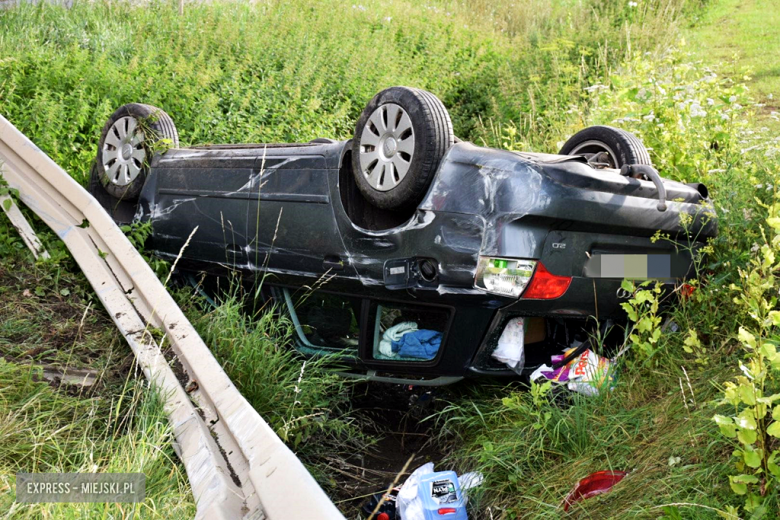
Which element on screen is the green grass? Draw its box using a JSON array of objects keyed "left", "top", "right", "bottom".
[
  {"left": 3, "top": 0, "right": 780, "bottom": 518},
  {"left": 185, "top": 286, "right": 370, "bottom": 467},
  {"left": 687, "top": 0, "right": 780, "bottom": 126},
  {"left": 437, "top": 360, "right": 738, "bottom": 518},
  {"left": 0, "top": 251, "right": 197, "bottom": 517},
  {"left": 0, "top": 0, "right": 694, "bottom": 183},
  {"left": 0, "top": 355, "right": 196, "bottom": 518}
]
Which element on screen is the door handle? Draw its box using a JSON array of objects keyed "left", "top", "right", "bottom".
[{"left": 323, "top": 255, "right": 345, "bottom": 271}]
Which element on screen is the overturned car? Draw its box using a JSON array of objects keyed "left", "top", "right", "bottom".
[{"left": 89, "top": 87, "right": 716, "bottom": 385}]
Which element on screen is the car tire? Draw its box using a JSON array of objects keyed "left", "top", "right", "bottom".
[
  {"left": 96, "top": 103, "right": 178, "bottom": 201},
  {"left": 352, "top": 87, "right": 454, "bottom": 210},
  {"left": 559, "top": 125, "right": 651, "bottom": 169}
]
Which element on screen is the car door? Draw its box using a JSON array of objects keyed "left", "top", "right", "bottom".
[
  {"left": 143, "top": 147, "right": 259, "bottom": 268},
  {"left": 246, "top": 146, "right": 347, "bottom": 278}
]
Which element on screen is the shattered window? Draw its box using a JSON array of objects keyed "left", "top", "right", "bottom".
[
  {"left": 370, "top": 302, "right": 450, "bottom": 362},
  {"left": 282, "top": 288, "right": 361, "bottom": 353}
]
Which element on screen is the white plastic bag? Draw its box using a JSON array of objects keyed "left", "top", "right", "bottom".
[
  {"left": 491, "top": 317, "right": 525, "bottom": 374},
  {"left": 529, "top": 346, "right": 615, "bottom": 397},
  {"left": 458, "top": 472, "right": 484, "bottom": 494},
  {"left": 397, "top": 462, "right": 434, "bottom": 520}
]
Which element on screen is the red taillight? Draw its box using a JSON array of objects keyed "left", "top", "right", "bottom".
[
  {"left": 521, "top": 262, "right": 572, "bottom": 300},
  {"left": 438, "top": 508, "right": 457, "bottom": 515}
]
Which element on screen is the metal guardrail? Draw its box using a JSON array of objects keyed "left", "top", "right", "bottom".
[{"left": 0, "top": 114, "right": 345, "bottom": 520}]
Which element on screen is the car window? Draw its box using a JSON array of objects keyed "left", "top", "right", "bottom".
[
  {"left": 281, "top": 288, "right": 361, "bottom": 354},
  {"left": 369, "top": 301, "right": 450, "bottom": 362}
]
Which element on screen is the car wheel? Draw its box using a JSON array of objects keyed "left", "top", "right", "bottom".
[
  {"left": 352, "top": 87, "right": 454, "bottom": 210},
  {"left": 559, "top": 125, "right": 651, "bottom": 169},
  {"left": 96, "top": 103, "right": 178, "bottom": 201}
]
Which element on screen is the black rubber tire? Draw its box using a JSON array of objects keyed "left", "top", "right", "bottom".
[
  {"left": 96, "top": 103, "right": 178, "bottom": 201},
  {"left": 559, "top": 125, "right": 651, "bottom": 169},
  {"left": 352, "top": 87, "right": 454, "bottom": 210}
]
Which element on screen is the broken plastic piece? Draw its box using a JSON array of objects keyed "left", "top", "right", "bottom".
[
  {"left": 1, "top": 194, "right": 50, "bottom": 260},
  {"left": 563, "top": 470, "right": 628, "bottom": 511},
  {"left": 680, "top": 283, "right": 695, "bottom": 299}
]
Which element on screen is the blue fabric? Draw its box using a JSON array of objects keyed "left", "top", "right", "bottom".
[{"left": 391, "top": 329, "right": 442, "bottom": 359}]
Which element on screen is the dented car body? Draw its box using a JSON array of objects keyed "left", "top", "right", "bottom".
[{"left": 132, "top": 139, "right": 716, "bottom": 384}]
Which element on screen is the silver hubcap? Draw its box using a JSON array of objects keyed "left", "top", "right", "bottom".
[
  {"left": 359, "top": 103, "right": 415, "bottom": 191},
  {"left": 101, "top": 116, "right": 146, "bottom": 186},
  {"left": 568, "top": 140, "right": 618, "bottom": 169}
]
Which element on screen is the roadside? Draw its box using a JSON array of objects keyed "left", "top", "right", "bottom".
[
  {"left": 686, "top": 0, "right": 780, "bottom": 128},
  {"left": 0, "top": 252, "right": 196, "bottom": 517}
]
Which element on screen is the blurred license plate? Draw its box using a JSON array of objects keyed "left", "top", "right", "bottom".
[{"left": 584, "top": 254, "right": 688, "bottom": 280}]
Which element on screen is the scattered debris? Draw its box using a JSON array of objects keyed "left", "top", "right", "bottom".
[
  {"left": 0, "top": 193, "right": 50, "bottom": 260},
  {"left": 361, "top": 488, "right": 399, "bottom": 519},
  {"left": 563, "top": 470, "right": 628, "bottom": 511},
  {"left": 530, "top": 343, "right": 616, "bottom": 396},
  {"left": 661, "top": 317, "right": 680, "bottom": 333},
  {"left": 38, "top": 365, "right": 98, "bottom": 389},
  {"left": 396, "top": 463, "right": 482, "bottom": 520},
  {"left": 491, "top": 317, "right": 525, "bottom": 374}
]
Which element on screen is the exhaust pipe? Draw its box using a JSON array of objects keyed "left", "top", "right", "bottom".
[{"left": 620, "top": 164, "right": 667, "bottom": 212}]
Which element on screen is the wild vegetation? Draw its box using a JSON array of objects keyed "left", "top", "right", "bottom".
[
  {"left": 2, "top": 0, "right": 780, "bottom": 518},
  {"left": 0, "top": 259, "right": 195, "bottom": 517},
  {"left": 437, "top": 47, "right": 780, "bottom": 517}
]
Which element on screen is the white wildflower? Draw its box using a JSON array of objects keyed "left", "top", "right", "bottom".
[
  {"left": 293, "top": 360, "right": 307, "bottom": 405},
  {"left": 384, "top": 16, "right": 392, "bottom": 22},
  {"left": 584, "top": 84, "right": 608, "bottom": 93},
  {"left": 706, "top": 98, "right": 715, "bottom": 106},
  {"left": 720, "top": 113, "right": 729, "bottom": 121},
  {"left": 729, "top": 95, "right": 737, "bottom": 103},
  {"left": 690, "top": 102, "right": 706, "bottom": 117},
  {"left": 628, "top": 1, "right": 638, "bottom": 7},
  {"left": 643, "top": 112, "right": 656, "bottom": 122}
]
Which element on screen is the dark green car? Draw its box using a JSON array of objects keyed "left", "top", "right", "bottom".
[{"left": 90, "top": 87, "right": 716, "bottom": 385}]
